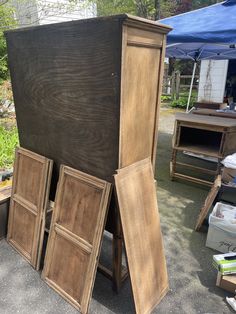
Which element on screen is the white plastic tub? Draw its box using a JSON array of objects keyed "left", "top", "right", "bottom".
[{"left": 206, "top": 202, "right": 236, "bottom": 253}]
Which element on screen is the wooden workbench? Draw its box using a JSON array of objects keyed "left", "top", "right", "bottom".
[
  {"left": 192, "top": 109, "right": 236, "bottom": 119},
  {"left": 171, "top": 113, "right": 236, "bottom": 185}
]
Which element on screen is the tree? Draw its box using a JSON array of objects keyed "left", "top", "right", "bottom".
[
  {"left": 95, "top": 0, "right": 220, "bottom": 20},
  {"left": 0, "top": 2, "right": 16, "bottom": 81}
]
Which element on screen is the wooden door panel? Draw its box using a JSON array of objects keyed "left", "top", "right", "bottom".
[
  {"left": 7, "top": 147, "right": 53, "bottom": 269},
  {"left": 42, "top": 165, "right": 111, "bottom": 314},
  {"left": 115, "top": 158, "right": 168, "bottom": 314},
  {"left": 16, "top": 154, "right": 44, "bottom": 207},
  {"left": 47, "top": 234, "right": 89, "bottom": 303},
  {"left": 119, "top": 25, "right": 162, "bottom": 168},
  {"left": 57, "top": 173, "right": 102, "bottom": 244},
  {"left": 10, "top": 202, "right": 36, "bottom": 257}
]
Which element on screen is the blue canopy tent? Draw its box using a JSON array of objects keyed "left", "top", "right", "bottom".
[{"left": 159, "top": 0, "right": 236, "bottom": 111}]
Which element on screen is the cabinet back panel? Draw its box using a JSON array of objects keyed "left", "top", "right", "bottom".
[{"left": 6, "top": 19, "right": 121, "bottom": 197}]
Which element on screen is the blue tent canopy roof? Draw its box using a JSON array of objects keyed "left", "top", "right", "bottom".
[{"left": 159, "top": 0, "right": 236, "bottom": 60}]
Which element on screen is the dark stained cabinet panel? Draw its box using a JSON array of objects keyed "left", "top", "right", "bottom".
[{"left": 6, "top": 17, "right": 122, "bottom": 196}]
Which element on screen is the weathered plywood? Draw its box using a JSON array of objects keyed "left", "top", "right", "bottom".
[
  {"left": 119, "top": 25, "right": 163, "bottom": 169},
  {"left": 5, "top": 17, "right": 123, "bottom": 196},
  {"left": 115, "top": 158, "right": 168, "bottom": 314},
  {"left": 7, "top": 147, "right": 53, "bottom": 269},
  {"left": 42, "top": 165, "right": 111, "bottom": 314}
]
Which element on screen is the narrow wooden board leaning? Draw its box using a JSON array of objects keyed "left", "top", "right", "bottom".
[
  {"left": 42, "top": 165, "right": 111, "bottom": 314},
  {"left": 195, "top": 175, "right": 221, "bottom": 231},
  {"left": 7, "top": 147, "right": 53, "bottom": 270},
  {"left": 115, "top": 158, "right": 169, "bottom": 314}
]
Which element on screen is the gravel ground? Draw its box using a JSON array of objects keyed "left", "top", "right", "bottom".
[{"left": 0, "top": 107, "right": 234, "bottom": 314}]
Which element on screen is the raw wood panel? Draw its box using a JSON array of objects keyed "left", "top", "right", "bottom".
[
  {"left": 42, "top": 165, "right": 111, "bottom": 313},
  {"left": 115, "top": 158, "right": 168, "bottom": 314},
  {"left": 195, "top": 175, "right": 221, "bottom": 231},
  {"left": 119, "top": 25, "right": 162, "bottom": 168},
  {"left": 7, "top": 147, "right": 53, "bottom": 269}
]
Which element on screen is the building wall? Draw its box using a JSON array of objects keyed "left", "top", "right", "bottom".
[
  {"left": 12, "top": 0, "right": 96, "bottom": 28},
  {"left": 198, "top": 60, "right": 228, "bottom": 103}
]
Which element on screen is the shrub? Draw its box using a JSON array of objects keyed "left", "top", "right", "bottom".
[{"left": 0, "top": 124, "right": 19, "bottom": 169}]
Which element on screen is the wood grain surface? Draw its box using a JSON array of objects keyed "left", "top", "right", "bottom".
[
  {"left": 6, "top": 17, "right": 122, "bottom": 197},
  {"left": 42, "top": 165, "right": 111, "bottom": 313},
  {"left": 119, "top": 25, "right": 162, "bottom": 168},
  {"left": 115, "top": 158, "right": 169, "bottom": 314},
  {"left": 7, "top": 147, "right": 53, "bottom": 269}
]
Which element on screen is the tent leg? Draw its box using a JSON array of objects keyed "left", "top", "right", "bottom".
[{"left": 186, "top": 62, "right": 197, "bottom": 113}]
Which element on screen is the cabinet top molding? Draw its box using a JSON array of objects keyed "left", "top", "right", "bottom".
[{"left": 5, "top": 13, "right": 172, "bottom": 36}]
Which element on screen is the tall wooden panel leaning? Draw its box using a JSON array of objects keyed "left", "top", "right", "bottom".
[
  {"left": 43, "top": 166, "right": 111, "bottom": 313},
  {"left": 6, "top": 14, "right": 171, "bottom": 301},
  {"left": 7, "top": 148, "right": 53, "bottom": 270}
]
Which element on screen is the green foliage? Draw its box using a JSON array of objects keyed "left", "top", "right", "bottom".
[
  {"left": 96, "top": 0, "right": 136, "bottom": 16},
  {"left": 170, "top": 91, "right": 197, "bottom": 109},
  {"left": 0, "top": 124, "right": 19, "bottom": 169},
  {"left": 161, "top": 94, "right": 172, "bottom": 101},
  {"left": 94, "top": 0, "right": 219, "bottom": 19},
  {"left": 94, "top": 0, "right": 177, "bottom": 19},
  {"left": 0, "top": 4, "right": 16, "bottom": 81}
]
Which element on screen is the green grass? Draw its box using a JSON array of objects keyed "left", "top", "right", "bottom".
[{"left": 0, "top": 124, "right": 19, "bottom": 169}]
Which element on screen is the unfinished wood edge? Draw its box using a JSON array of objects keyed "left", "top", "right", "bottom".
[
  {"left": 6, "top": 197, "right": 16, "bottom": 243},
  {"left": 10, "top": 147, "right": 20, "bottom": 199},
  {"left": 36, "top": 159, "right": 53, "bottom": 270},
  {"left": 116, "top": 157, "right": 153, "bottom": 177},
  {"left": 81, "top": 182, "right": 112, "bottom": 314},
  {"left": 151, "top": 36, "right": 166, "bottom": 171},
  {"left": 118, "top": 24, "right": 128, "bottom": 169},
  {"left": 41, "top": 227, "right": 57, "bottom": 281}
]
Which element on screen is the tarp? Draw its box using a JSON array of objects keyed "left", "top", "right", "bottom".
[{"left": 160, "top": 0, "right": 236, "bottom": 60}]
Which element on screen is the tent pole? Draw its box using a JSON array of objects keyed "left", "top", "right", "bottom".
[{"left": 186, "top": 61, "right": 197, "bottom": 113}]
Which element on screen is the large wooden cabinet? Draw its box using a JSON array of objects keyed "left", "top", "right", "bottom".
[
  {"left": 6, "top": 14, "right": 170, "bottom": 194},
  {"left": 6, "top": 14, "right": 170, "bottom": 292}
]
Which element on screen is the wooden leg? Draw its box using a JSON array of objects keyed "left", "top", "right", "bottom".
[
  {"left": 170, "top": 149, "right": 177, "bottom": 180},
  {"left": 216, "top": 158, "right": 222, "bottom": 175},
  {"left": 112, "top": 205, "right": 123, "bottom": 293},
  {"left": 98, "top": 193, "right": 129, "bottom": 292}
]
